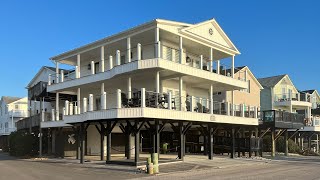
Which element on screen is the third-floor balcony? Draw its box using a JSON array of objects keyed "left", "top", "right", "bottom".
[
  {"left": 9, "top": 110, "right": 28, "bottom": 118},
  {"left": 48, "top": 39, "right": 247, "bottom": 93}
]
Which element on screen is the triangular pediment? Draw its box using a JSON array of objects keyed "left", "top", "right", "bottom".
[{"left": 180, "top": 19, "right": 240, "bottom": 54}]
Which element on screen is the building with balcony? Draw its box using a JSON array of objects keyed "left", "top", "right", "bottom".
[
  {"left": 0, "top": 96, "right": 28, "bottom": 148},
  {"left": 41, "top": 18, "right": 262, "bottom": 165},
  {"left": 258, "top": 74, "right": 312, "bottom": 117}
]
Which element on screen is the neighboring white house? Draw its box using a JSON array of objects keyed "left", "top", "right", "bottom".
[{"left": 0, "top": 96, "right": 28, "bottom": 136}]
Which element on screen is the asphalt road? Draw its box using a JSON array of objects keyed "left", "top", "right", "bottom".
[
  {"left": 1, "top": 151, "right": 320, "bottom": 180},
  {"left": 0, "top": 152, "right": 146, "bottom": 180}
]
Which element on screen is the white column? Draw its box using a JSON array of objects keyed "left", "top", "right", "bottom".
[
  {"left": 179, "top": 77, "right": 183, "bottom": 111},
  {"left": 88, "top": 94, "right": 93, "bottom": 111},
  {"left": 127, "top": 37, "right": 131, "bottom": 63},
  {"left": 77, "top": 54, "right": 81, "bottom": 78},
  {"left": 109, "top": 55, "right": 113, "bottom": 70},
  {"left": 91, "top": 61, "right": 95, "bottom": 75},
  {"left": 179, "top": 36, "right": 183, "bottom": 64},
  {"left": 190, "top": 96, "right": 194, "bottom": 112},
  {"left": 231, "top": 91, "right": 235, "bottom": 116},
  {"left": 156, "top": 71, "right": 160, "bottom": 93},
  {"left": 101, "top": 83, "right": 105, "bottom": 95},
  {"left": 116, "top": 89, "right": 122, "bottom": 108},
  {"left": 155, "top": 27, "right": 159, "bottom": 58},
  {"left": 48, "top": 74, "right": 51, "bottom": 85},
  {"left": 55, "top": 61, "right": 59, "bottom": 83},
  {"left": 101, "top": 92, "right": 107, "bottom": 110},
  {"left": 240, "top": 104, "right": 245, "bottom": 117},
  {"left": 56, "top": 93, "right": 59, "bottom": 121},
  {"left": 200, "top": 55, "right": 203, "bottom": 70},
  {"left": 69, "top": 103, "right": 73, "bottom": 115},
  {"left": 254, "top": 106, "right": 258, "bottom": 118},
  {"left": 298, "top": 92, "right": 301, "bottom": 101},
  {"left": 77, "top": 88, "right": 81, "bottom": 113},
  {"left": 51, "top": 109, "right": 55, "bottom": 121},
  {"left": 62, "top": 107, "right": 66, "bottom": 117},
  {"left": 137, "top": 43, "right": 141, "bottom": 60},
  {"left": 74, "top": 105, "right": 78, "bottom": 115},
  {"left": 127, "top": 77, "right": 132, "bottom": 99},
  {"left": 216, "top": 60, "right": 220, "bottom": 74},
  {"left": 210, "top": 85, "right": 213, "bottom": 114},
  {"left": 210, "top": 48, "right": 213, "bottom": 72},
  {"left": 116, "top": 50, "right": 121, "bottom": 65},
  {"left": 83, "top": 98, "right": 87, "bottom": 113},
  {"left": 231, "top": 56, "right": 235, "bottom": 78},
  {"left": 141, "top": 88, "right": 146, "bottom": 108},
  {"left": 225, "top": 102, "right": 230, "bottom": 116},
  {"left": 289, "top": 105, "right": 293, "bottom": 113},
  {"left": 157, "top": 41, "right": 161, "bottom": 58},
  {"left": 171, "top": 49, "right": 175, "bottom": 62},
  {"left": 65, "top": 101, "right": 69, "bottom": 116},
  {"left": 100, "top": 46, "right": 105, "bottom": 73},
  {"left": 60, "top": 70, "right": 64, "bottom": 82}
]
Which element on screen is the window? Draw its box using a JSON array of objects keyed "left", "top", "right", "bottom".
[{"left": 15, "top": 104, "right": 19, "bottom": 110}]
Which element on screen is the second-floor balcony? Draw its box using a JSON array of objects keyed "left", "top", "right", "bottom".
[
  {"left": 0, "top": 128, "right": 16, "bottom": 136},
  {"left": 274, "top": 93, "right": 312, "bottom": 108},
  {"left": 9, "top": 110, "right": 28, "bottom": 118},
  {"left": 42, "top": 88, "right": 259, "bottom": 127}
]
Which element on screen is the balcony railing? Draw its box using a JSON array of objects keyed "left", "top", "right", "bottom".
[
  {"left": 9, "top": 110, "right": 28, "bottom": 118},
  {"left": 274, "top": 93, "right": 311, "bottom": 103},
  {"left": 261, "top": 110, "right": 305, "bottom": 128},
  {"left": 17, "top": 112, "right": 52, "bottom": 130},
  {"left": 57, "top": 88, "right": 260, "bottom": 122},
  {"left": 48, "top": 41, "right": 246, "bottom": 86}
]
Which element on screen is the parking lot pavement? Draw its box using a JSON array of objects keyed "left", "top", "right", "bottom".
[{"left": 2, "top": 151, "right": 320, "bottom": 180}]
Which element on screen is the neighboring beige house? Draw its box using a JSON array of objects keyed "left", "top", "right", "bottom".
[
  {"left": 258, "top": 74, "right": 312, "bottom": 119},
  {"left": 301, "top": 90, "right": 320, "bottom": 109},
  {"left": 213, "top": 66, "right": 263, "bottom": 116}
]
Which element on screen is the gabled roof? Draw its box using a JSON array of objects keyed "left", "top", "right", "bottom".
[
  {"left": 51, "top": 18, "right": 240, "bottom": 62},
  {"left": 234, "top": 66, "right": 263, "bottom": 89},
  {"left": 26, "top": 66, "right": 69, "bottom": 89},
  {"left": 301, "top": 89, "right": 316, "bottom": 94},
  {"left": 1, "top": 96, "right": 22, "bottom": 104},
  {"left": 257, "top": 74, "right": 287, "bottom": 88},
  {"left": 180, "top": 18, "right": 240, "bottom": 54}
]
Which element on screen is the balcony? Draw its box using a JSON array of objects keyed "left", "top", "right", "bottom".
[
  {"left": 47, "top": 42, "right": 247, "bottom": 92},
  {"left": 260, "top": 110, "right": 305, "bottom": 129},
  {"left": 42, "top": 88, "right": 259, "bottom": 127},
  {"left": 9, "top": 110, "right": 28, "bottom": 118},
  {"left": 17, "top": 112, "right": 52, "bottom": 130},
  {"left": 274, "top": 93, "right": 312, "bottom": 108}
]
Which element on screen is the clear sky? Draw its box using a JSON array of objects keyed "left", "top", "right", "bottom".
[{"left": 0, "top": 0, "right": 319, "bottom": 97}]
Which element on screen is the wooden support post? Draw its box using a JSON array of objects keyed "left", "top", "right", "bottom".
[
  {"left": 249, "top": 130, "right": 253, "bottom": 158},
  {"left": 231, "top": 128, "right": 235, "bottom": 159},
  {"left": 178, "top": 122, "right": 184, "bottom": 160},
  {"left": 100, "top": 124, "right": 105, "bottom": 161},
  {"left": 134, "top": 120, "right": 140, "bottom": 165},
  {"left": 208, "top": 125, "right": 213, "bottom": 160},
  {"left": 80, "top": 123, "right": 85, "bottom": 164},
  {"left": 255, "top": 128, "right": 258, "bottom": 156},
  {"left": 285, "top": 129, "right": 288, "bottom": 156},
  {"left": 271, "top": 128, "right": 276, "bottom": 157},
  {"left": 155, "top": 120, "right": 160, "bottom": 155},
  {"left": 106, "top": 121, "right": 112, "bottom": 162}
]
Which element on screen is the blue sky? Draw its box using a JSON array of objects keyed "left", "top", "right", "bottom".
[{"left": 0, "top": 0, "right": 319, "bottom": 97}]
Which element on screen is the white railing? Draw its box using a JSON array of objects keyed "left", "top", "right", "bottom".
[
  {"left": 9, "top": 110, "right": 28, "bottom": 117},
  {"left": 60, "top": 88, "right": 259, "bottom": 120},
  {"left": 48, "top": 41, "right": 243, "bottom": 86},
  {"left": 0, "top": 128, "right": 16, "bottom": 135}
]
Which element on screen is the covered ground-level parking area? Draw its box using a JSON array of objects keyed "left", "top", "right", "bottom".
[{"left": 45, "top": 116, "right": 262, "bottom": 166}]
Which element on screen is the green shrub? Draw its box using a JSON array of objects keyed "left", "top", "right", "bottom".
[
  {"left": 8, "top": 131, "right": 39, "bottom": 157},
  {"left": 262, "top": 135, "right": 302, "bottom": 154}
]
